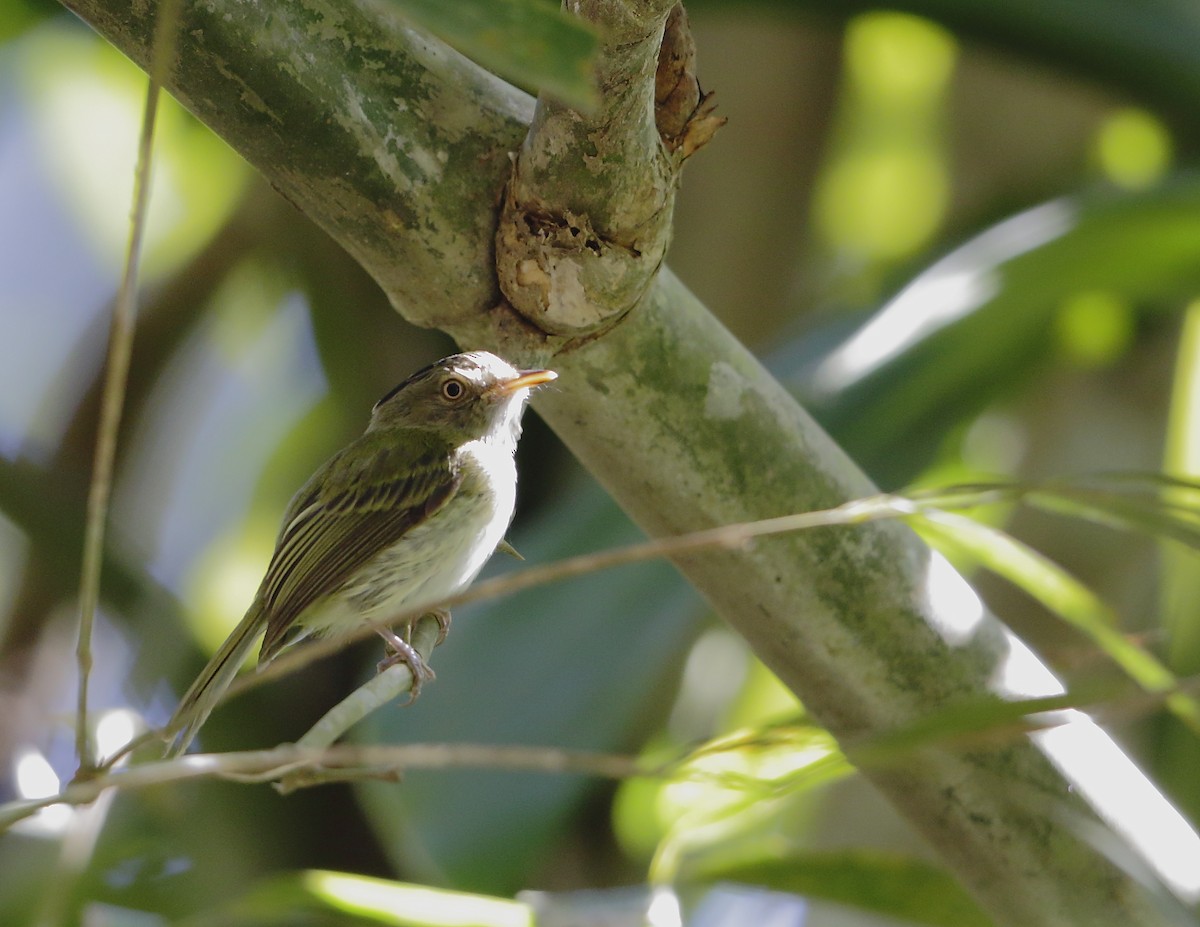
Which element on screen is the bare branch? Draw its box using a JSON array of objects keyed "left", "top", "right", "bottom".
[{"left": 73, "top": 0, "right": 186, "bottom": 773}]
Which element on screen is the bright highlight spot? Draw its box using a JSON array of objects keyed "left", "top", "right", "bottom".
[
  {"left": 96, "top": 709, "right": 139, "bottom": 760},
  {"left": 37, "top": 68, "right": 183, "bottom": 264},
  {"left": 990, "top": 632, "right": 1065, "bottom": 700},
  {"left": 15, "top": 748, "right": 59, "bottom": 800},
  {"left": 962, "top": 412, "right": 1027, "bottom": 473},
  {"left": 1055, "top": 291, "right": 1134, "bottom": 368},
  {"left": 669, "top": 628, "right": 749, "bottom": 740},
  {"left": 1096, "top": 108, "right": 1172, "bottom": 189},
  {"left": 20, "top": 27, "right": 246, "bottom": 274},
  {"left": 13, "top": 748, "right": 72, "bottom": 834},
  {"left": 647, "top": 886, "right": 683, "bottom": 927},
  {"left": 817, "top": 150, "right": 948, "bottom": 260},
  {"left": 988, "top": 631, "right": 1200, "bottom": 902},
  {"left": 186, "top": 522, "right": 274, "bottom": 658},
  {"left": 1036, "top": 717, "right": 1200, "bottom": 902},
  {"left": 845, "top": 12, "right": 956, "bottom": 102},
  {"left": 922, "top": 552, "right": 986, "bottom": 645},
  {"left": 814, "top": 12, "right": 957, "bottom": 262}
]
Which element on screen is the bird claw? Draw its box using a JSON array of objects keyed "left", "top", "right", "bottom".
[
  {"left": 375, "top": 610, "right": 451, "bottom": 703},
  {"left": 429, "top": 608, "right": 451, "bottom": 648},
  {"left": 377, "top": 630, "right": 436, "bottom": 704}
]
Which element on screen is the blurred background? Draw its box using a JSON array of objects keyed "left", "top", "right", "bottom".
[{"left": 1, "top": 1, "right": 1199, "bottom": 925}]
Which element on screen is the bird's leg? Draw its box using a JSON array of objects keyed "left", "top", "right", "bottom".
[{"left": 375, "top": 610, "right": 451, "bottom": 702}]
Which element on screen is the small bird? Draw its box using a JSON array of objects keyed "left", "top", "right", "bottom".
[{"left": 165, "top": 351, "right": 556, "bottom": 756}]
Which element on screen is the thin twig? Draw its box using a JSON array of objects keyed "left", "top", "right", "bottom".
[
  {"left": 232, "top": 493, "right": 908, "bottom": 698},
  {"left": 91, "top": 494, "right": 906, "bottom": 774},
  {"left": 14, "top": 681, "right": 1190, "bottom": 834},
  {"left": 0, "top": 743, "right": 644, "bottom": 832},
  {"left": 74, "top": 0, "right": 185, "bottom": 772},
  {"left": 287, "top": 614, "right": 442, "bottom": 752},
  {"left": 100, "top": 477, "right": 1200, "bottom": 772}
]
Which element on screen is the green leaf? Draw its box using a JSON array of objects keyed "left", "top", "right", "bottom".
[
  {"left": 686, "top": 850, "right": 995, "bottom": 927},
  {"left": 848, "top": 687, "right": 1115, "bottom": 767},
  {"left": 384, "top": 0, "right": 599, "bottom": 110},
  {"left": 1028, "top": 476, "right": 1200, "bottom": 553},
  {"left": 196, "top": 871, "right": 533, "bottom": 927},
  {"left": 0, "top": 0, "right": 51, "bottom": 44},
  {"left": 1155, "top": 303, "right": 1200, "bottom": 824},
  {"left": 906, "top": 473, "right": 1200, "bottom": 552},
  {"left": 301, "top": 871, "right": 533, "bottom": 927},
  {"left": 650, "top": 726, "right": 853, "bottom": 882},
  {"left": 785, "top": 184, "right": 1200, "bottom": 486}
]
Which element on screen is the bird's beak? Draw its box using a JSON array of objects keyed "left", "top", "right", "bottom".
[{"left": 491, "top": 368, "right": 557, "bottom": 397}]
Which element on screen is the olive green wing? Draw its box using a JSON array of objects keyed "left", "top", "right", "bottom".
[{"left": 257, "top": 430, "right": 460, "bottom": 661}]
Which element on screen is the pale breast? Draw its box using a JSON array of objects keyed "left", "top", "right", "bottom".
[{"left": 300, "top": 437, "right": 518, "bottom": 638}]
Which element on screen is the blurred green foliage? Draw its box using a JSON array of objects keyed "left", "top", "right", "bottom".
[{"left": 2, "top": 0, "right": 1200, "bottom": 925}]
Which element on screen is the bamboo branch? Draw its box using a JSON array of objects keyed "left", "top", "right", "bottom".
[{"left": 0, "top": 743, "right": 642, "bottom": 832}]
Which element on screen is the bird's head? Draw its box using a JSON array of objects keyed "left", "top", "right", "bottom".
[{"left": 368, "top": 351, "right": 556, "bottom": 444}]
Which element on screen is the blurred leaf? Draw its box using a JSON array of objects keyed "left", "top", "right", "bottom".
[
  {"left": 301, "top": 871, "right": 532, "bottom": 927},
  {"left": 1162, "top": 317, "right": 1200, "bottom": 668},
  {"left": 79, "top": 906, "right": 166, "bottom": 927},
  {"left": 907, "top": 473, "right": 1200, "bottom": 557},
  {"left": 17, "top": 25, "right": 249, "bottom": 276},
  {"left": 652, "top": 726, "right": 852, "bottom": 882},
  {"left": 384, "top": 0, "right": 598, "bottom": 110},
  {"left": 719, "top": 0, "right": 1200, "bottom": 132},
  {"left": 782, "top": 183, "right": 1200, "bottom": 486},
  {"left": 0, "top": 0, "right": 54, "bottom": 43},
  {"left": 1025, "top": 474, "right": 1200, "bottom": 550},
  {"left": 687, "top": 849, "right": 995, "bottom": 927},
  {"left": 1155, "top": 301, "right": 1200, "bottom": 823},
  {"left": 188, "top": 871, "right": 532, "bottom": 927},
  {"left": 356, "top": 468, "right": 704, "bottom": 893},
  {"left": 0, "top": 832, "right": 58, "bottom": 927},
  {"left": 845, "top": 688, "right": 1139, "bottom": 774}
]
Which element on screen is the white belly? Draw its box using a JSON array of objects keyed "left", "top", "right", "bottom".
[{"left": 299, "top": 438, "right": 517, "bottom": 639}]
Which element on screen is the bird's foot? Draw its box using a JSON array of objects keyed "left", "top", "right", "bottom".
[
  {"left": 428, "top": 608, "right": 451, "bottom": 648},
  {"left": 376, "top": 628, "right": 436, "bottom": 704}
]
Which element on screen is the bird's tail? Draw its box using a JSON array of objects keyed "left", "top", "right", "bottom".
[{"left": 164, "top": 604, "right": 265, "bottom": 758}]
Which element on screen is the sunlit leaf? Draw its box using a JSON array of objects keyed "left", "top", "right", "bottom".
[
  {"left": 848, "top": 688, "right": 1113, "bottom": 766},
  {"left": 204, "top": 871, "right": 533, "bottom": 927},
  {"left": 651, "top": 726, "right": 852, "bottom": 882},
  {"left": 1027, "top": 476, "right": 1200, "bottom": 552},
  {"left": 304, "top": 871, "right": 532, "bottom": 927},
  {"left": 907, "top": 474, "right": 1200, "bottom": 553},
  {"left": 783, "top": 185, "right": 1200, "bottom": 486},
  {"left": 1155, "top": 300, "right": 1200, "bottom": 823}
]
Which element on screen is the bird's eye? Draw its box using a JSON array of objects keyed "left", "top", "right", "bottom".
[{"left": 440, "top": 377, "right": 467, "bottom": 402}]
